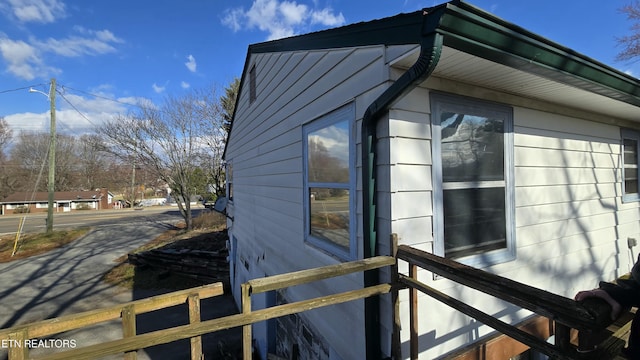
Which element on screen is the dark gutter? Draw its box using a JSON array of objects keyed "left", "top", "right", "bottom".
[
  {"left": 444, "top": 1, "right": 640, "bottom": 106},
  {"left": 361, "top": 4, "right": 448, "bottom": 359}
]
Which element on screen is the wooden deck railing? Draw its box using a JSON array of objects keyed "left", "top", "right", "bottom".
[
  {"left": 0, "top": 283, "right": 224, "bottom": 360},
  {"left": 395, "top": 242, "right": 621, "bottom": 360},
  {"left": 239, "top": 256, "right": 396, "bottom": 358},
  {"left": 0, "top": 256, "right": 396, "bottom": 360},
  {"left": 0, "top": 238, "right": 627, "bottom": 360}
]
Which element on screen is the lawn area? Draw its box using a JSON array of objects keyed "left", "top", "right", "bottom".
[{"left": 0, "top": 228, "right": 91, "bottom": 262}]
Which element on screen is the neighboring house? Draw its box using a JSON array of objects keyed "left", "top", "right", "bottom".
[
  {"left": 0, "top": 189, "right": 113, "bottom": 215},
  {"left": 223, "top": 1, "right": 640, "bottom": 359}
]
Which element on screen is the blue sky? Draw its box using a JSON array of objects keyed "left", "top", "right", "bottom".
[{"left": 0, "top": 0, "right": 637, "bottom": 136}]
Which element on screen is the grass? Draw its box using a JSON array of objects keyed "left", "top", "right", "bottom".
[
  {"left": 0, "top": 228, "right": 91, "bottom": 263},
  {"left": 103, "top": 210, "right": 228, "bottom": 291}
]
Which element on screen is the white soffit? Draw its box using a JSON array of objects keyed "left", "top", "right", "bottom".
[{"left": 392, "top": 46, "right": 640, "bottom": 123}]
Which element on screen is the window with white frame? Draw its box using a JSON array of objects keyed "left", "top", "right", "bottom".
[
  {"left": 431, "top": 93, "right": 515, "bottom": 266},
  {"left": 303, "top": 103, "right": 355, "bottom": 260},
  {"left": 227, "top": 161, "right": 233, "bottom": 202},
  {"left": 622, "top": 129, "right": 640, "bottom": 202}
]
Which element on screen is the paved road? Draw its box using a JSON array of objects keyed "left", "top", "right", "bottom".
[
  {"left": 0, "top": 206, "right": 201, "bottom": 235},
  {"left": 0, "top": 208, "right": 240, "bottom": 359}
]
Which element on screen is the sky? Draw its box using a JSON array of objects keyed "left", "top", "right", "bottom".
[{"left": 0, "top": 0, "right": 637, "bottom": 138}]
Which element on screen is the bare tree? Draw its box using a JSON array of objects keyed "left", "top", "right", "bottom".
[
  {"left": 0, "top": 117, "right": 11, "bottom": 156},
  {"left": 99, "top": 87, "right": 225, "bottom": 230},
  {"left": 618, "top": 2, "right": 640, "bottom": 61},
  {"left": 0, "top": 117, "right": 14, "bottom": 200},
  {"left": 9, "top": 132, "right": 85, "bottom": 192},
  {"left": 77, "top": 134, "right": 111, "bottom": 190},
  {"left": 10, "top": 132, "right": 51, "bottom": 192}
]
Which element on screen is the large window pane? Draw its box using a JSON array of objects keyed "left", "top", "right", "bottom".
[
  {"left": 624, "top": 138, "right": 638, "bottom": 195},
  {"left": 441, "top": 112, "right": 504, "bottom": 182},
  {"left": 309, "top": 187, "right": 350, "bottom": 250},
  {"left": 443, "top": 187, "right": 507, "bottom": 259},
  {"left": 307, "top": 121, "right": 350, "bottom": 183}
]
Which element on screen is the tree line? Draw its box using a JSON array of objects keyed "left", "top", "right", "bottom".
[{"left": 0, "top": 78, "right": 239, "bottom": 230}]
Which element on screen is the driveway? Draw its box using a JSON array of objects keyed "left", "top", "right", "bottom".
[{"left": 0, "top": 213, "right": 240, "bottom": 359}]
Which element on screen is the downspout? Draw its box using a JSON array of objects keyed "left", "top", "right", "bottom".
[{"left": 361, "top": 8, "right": 445, "bottom": 360}]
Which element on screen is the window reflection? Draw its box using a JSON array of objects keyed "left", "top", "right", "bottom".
[
  {"left": 434, "top": 100, "right": 510, "bottom": 262},
  {"left": 307, "top": 121, "right": 349, "bottom": 184},
  {"left": 304, "top": 112, "right": 352, "bottom": 257},
  {"left": 310, "top": 188, "right": 350, "bottom": 250},
  {"left": 441, "top": 113, "right": 504, "bottom": 182}
]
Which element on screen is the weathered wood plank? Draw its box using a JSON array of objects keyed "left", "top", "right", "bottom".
[
  {"left": 390, "top": 234, "right": 402, "bottom": 360},
  {"left": 7, "top": 330, "right": 28, "bottom": 360},
  {"left": 399, "top": 274, "right": 575, "bottom": 360},
  {"left": 397, "top": 245, "right": 611, "bottom": 331},
  {"left": 121, "top": 305, "right": 137, "bottom": 360},
  {"left": 247, "top": 256, "right": 395, "bottom": 294},
  {"left": 242, "top": 283, "right": 252, "bottom": 360},
  {"left": 409, "top": 263, "right": 419, "bottom": 360},
  {"left": 442, "top": 316, "right": 553, "bottom": 360},
  {"left": 187, "top": 294, "right": 203, "bottom": 360},
  {"left": 33, "top": 284, "right": 391, "bottom": 360},
  {"left": 0, "top": 283, "right": 224, "bottom": 341}
]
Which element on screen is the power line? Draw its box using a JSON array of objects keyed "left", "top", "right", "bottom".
[
  {"left": 57, "top": 91, "right": 100, "bottom": 129},
  {"left": 0, "top": 84, "right": 46, "bottom": 95}
]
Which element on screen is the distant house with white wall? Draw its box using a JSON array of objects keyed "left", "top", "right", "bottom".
[
  {"left": 223, "top": 1, "right": 640, "bottom": 359},
  {"left": 0, "top": 189, "right": 113, "bottom": 215}
]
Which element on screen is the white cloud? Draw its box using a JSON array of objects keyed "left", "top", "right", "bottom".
[
  {"left": 0, "top": 36, "right": 49, "bottom": 80},
  {"left": 185, "top": 54, "right": 197, "bottom": 73},
  {"left": 0, "top": 27, "right": 123, "bottom": 80},
  {"left": 6, "top": 91, "right": 143, "bottom": 135},
  {"left": 311, "top": 8, "right": 345, "bottom": 26},
  {"left": 222, "top": 0, "right": 345, "bottom": 40},
  {"left": 5, "top": 0, "right": 66, "bottom": 24},
  {"left": 221, "top": 8, "right": 244, "bottom": 32},
  {"left": 152, "top": 83, "right": 166, "bottom": 94},
  {"left": 181, "top": 81, "right": 190, "bottom": 89},
  {"left": 33, "top": 28, "right": 123, "bottom": 57}
]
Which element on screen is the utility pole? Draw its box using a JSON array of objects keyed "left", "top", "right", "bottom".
[
  {"left": 47, "top": 78, "right": 56, "bottom": 233},
  {"left": 29, "top": 78, "right": 56, "bottom": 233}
]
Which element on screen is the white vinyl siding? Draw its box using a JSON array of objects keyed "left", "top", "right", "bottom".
[
  {"left": 386, "top": 80, "right": 636, "bottom": 359},
  {"left": 226, "top": 45, "right": 388, "bottom": 360}
]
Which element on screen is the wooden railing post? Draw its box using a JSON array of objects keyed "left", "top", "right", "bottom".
[
  {"left": 409, "top": 262, "right": 418, "bottom": 360},
  {"left": 187, "top": 293, "right": 203, "bottom": 360},
  {"left": 555, "top": 322, "right": 571, "bottom": 352},
  {"left": 391, "top": 234, "right": 401, "bottom": 360},
  {"left": 7, "top": 330, "right": 28, "bottom": 360},
  {"left": 121, "top": 304, "right": 137, "bottom": 360},
  {"left": 242, "top": 283, "right": 252, "bottom": 360}
]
